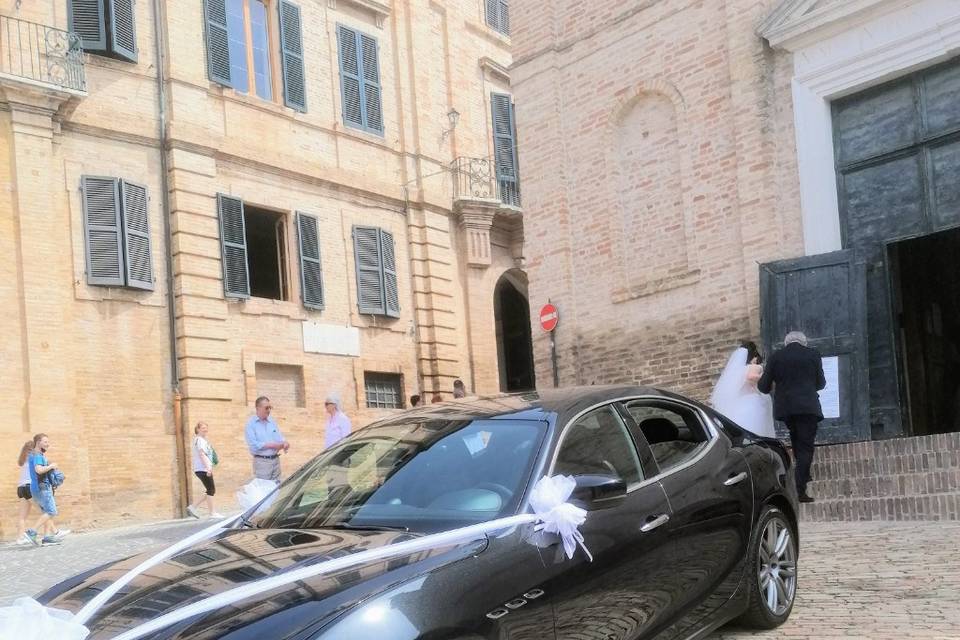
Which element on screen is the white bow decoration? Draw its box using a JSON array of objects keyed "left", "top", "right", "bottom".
[
  {"left": 528, "top": 475, "right": 593, "bottom": 561},
  {"left": 0, "top": 597, "right": 90, "bottom": 640}
]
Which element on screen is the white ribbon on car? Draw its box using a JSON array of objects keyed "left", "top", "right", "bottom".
[{"left": 0, "top": 475, "right": 590, "bottom": 640}]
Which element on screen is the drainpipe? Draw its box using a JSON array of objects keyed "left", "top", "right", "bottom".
[{"left": 152, "top": 0, "right": 189, "bottom": 516}]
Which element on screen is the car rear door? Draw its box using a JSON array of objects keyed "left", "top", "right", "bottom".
[
  {"left": 623, "top": 398, "right": 754, "bottom": 636},
  {"left": 544, "top": 403, "right": 675, "bottom": 640}
]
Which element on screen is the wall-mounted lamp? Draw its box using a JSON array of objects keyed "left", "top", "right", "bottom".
[{"left": 441, "top": 108, "right": 460, "bottom": 142}]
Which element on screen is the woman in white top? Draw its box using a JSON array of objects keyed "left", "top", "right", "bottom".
[
  {"left": 187, "top": 422, "right": 223, "bottom": 518},
  {"left": 14, "top": 440, "right": 34, "bottom": 544},
  {"left": 710, "top": 341, "right": 777, "bottom": 438}
]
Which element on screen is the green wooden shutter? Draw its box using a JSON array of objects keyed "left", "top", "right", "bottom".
[
  {"left": 485, "top": 0, "right": 499, "bottom": 31},
  {"left": 120, "top": 180, "right": 153, "bottom": 290},
  {"left": 358, "top": 33, "right": 383, "bottom": 133},
  {"left": 204, "top": 0, "right": 232, "bottom": 85},
  {"left": 498, "top": 0, "right": 510, "bottom": 35},
  {"left": 380, "top": 229, "right": 399, "bottom": 318},
  {"left": 69, "top": 0, "right": 107, "bottom": 52},
  {"left": 296, "top": 212, "right": 324, "bottom": 309},
  {"left": 217, "top": 194, "right": 250, "bottom": 298},
  {"left": 492, "top": 93, "right": 520, "bottom": 206},
  {"left": 108, "top": 0, "right": 137, "bottom": 62},
  {"left": 353, "top": 225, "right": 385, "bottom": 315},
  {"left": 278, "top": 0, "right": 306, "bottom": 112},
  {"left": 81, "top": 176, "right": 124, "bottom": 286},
  {"left": 337, "top": 25, "right": 363, "bottom": 128}
]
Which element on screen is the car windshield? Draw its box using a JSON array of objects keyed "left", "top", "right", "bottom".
[{"left": 253, "top": 418, "right": 548, "bottom": 534}]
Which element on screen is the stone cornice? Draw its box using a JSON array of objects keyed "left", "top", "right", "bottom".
[
  {"left": 479, "top": 57, "right": 511, "bottom": 83},
  {"left": 328, "top": 0, "right": 391, "bottom": 28},
  {"left": 758, "top": 0, "right": 915, "bottom": 50}
]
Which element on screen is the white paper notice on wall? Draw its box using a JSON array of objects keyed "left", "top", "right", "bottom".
[
  {"left": 818, "top": 356, "right": 841, "bottom": 419},
  {"left": 302, "top": 322, "right": 360, "bottom": 357}
]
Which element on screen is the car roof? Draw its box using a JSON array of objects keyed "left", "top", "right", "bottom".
[{"left": 369, "top": 385, "right": 680, "bottom": 427}]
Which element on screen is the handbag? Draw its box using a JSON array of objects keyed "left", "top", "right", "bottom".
[{"left": 210, "top": 445, "right": 219, "bottom": 467}]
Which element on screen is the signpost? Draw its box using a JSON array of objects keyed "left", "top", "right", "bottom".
[{"left": 539, "top": 303, "right": 560, "bottom": 387}]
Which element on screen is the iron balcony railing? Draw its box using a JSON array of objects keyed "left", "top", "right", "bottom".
[
  {"left": 0, "top": 14, "right": 86, "bottom": 93},
  {"left": 451, "top": 156, "right": 521, "bottom": 208}
]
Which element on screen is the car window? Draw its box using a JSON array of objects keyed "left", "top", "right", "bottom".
[
  {"left": 254, "top": 418, "right": 547, "bottom": 534},
  {"left": 554, "top": 405, "right": 644, "bottom": 486},
  {"left": 626, "top": 400, "right": 711, "bottom": 474}
]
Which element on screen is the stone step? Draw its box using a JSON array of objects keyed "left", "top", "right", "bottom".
[
  {"left": 809, "top": 449, "right": 960, "bottom": 481},
  {"left": 807, "top": 470, "right": 960, "bottom": 500},
  {"left": 810, "top": 432, "right": 960, "bottom": 464},
  {"left": 798, "top": 492, "right": 960, "bottom": 522}
]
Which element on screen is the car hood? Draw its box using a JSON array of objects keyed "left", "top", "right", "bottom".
[{"left": 43, "top": 526, "right": 487, "bottom": 640}]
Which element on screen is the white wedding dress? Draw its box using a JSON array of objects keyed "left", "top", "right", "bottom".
[{"left": 710, "top": 347, "right": 777, "bottom": 438}]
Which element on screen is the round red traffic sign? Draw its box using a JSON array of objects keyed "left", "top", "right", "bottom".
[{"left": 539, "top": 303, "right": 559, "bottom": 332}]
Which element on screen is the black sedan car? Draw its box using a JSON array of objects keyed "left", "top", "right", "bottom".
[{"left": 40, "top": 386, "right": 799, "bottom": 640}]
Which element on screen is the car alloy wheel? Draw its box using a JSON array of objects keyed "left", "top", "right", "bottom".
[{"left": 757, "top": 515, "right": 796, "bottom": 616}]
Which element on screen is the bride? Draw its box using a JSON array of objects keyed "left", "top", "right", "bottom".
[{"left": 710, "top": 341, "right": 776, "bottom": 438}]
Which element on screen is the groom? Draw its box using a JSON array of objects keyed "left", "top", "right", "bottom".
[{"left": 758, "top": 331, "right": 826, "bottom": 503}]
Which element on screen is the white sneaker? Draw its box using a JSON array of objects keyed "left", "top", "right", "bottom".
[
  {"left": 186, "top": 506, "right": 200, "bottom": 519},
  {"left": 53, "top": 529, "right": 71, "bottom": 539},
  {"left": 210, "top": 512, "right": 225, "bottom": 518},
  {"left": 15, "top": 534, "right": 33, "bottom": 546}
]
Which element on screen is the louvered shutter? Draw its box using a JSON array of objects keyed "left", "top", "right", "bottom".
[
  {"left": 108, "top": 0, "right": 137, "bottom": 62},
  {"left": 353, "top": 226, "right": 385, "bottom": 315},
  {"left": 296, "top": 213, "right": 324, "bottom": 309},
  {"left": 278, "top": 1, "right": 306, "bottom": 112},
  {"left": 492, "top": 93, "right": 520, "bottom": 207},
  {"left": 69, "top": 0, "right": 107, "bottom": 52},
  {"left": 380, "top": 229, "right": 399, "bottom": 318},
  {"left": 337, "top": 26, "right": 363, "bottom": 128},
  {"left": 485, "top": 0, "right": 499, "bottom": 31},
  {"left": 81, "top": 176, "right": 124, "bottom": 286},
  {"left": 498, "top": 0, "right": 510, "bottom": 36},
  {"left": 358, "top": 33, "right": 383, "bottom": 133},
  {"left": 120, "top": 180, "right": 153, "bottom": 290},
  {"left": 204, "top": 0, "right": 232, "bottom": 85},
  {"left": 217, "top": 194, "right": 250, "bottom": 298}
]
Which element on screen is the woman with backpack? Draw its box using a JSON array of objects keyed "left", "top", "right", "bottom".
[{"left": 187, "top": 422, "right": 222, "bottom": 518}]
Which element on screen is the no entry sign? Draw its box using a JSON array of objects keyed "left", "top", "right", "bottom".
[{"left": 539, "top": 303, "right": 559, "bottom": 332}]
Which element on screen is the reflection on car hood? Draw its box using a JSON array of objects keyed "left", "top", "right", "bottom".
[{"left": 43, "top": 527, "right": 487, "bottom": 640}]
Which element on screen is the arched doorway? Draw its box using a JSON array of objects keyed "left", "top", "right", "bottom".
[{"left": 494, "top": 270, "right": 536, "bottom": 392}]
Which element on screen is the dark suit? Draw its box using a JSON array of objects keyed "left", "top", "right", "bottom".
[{"left": 758, "top": 342, "right": 827, "bottom": 495}]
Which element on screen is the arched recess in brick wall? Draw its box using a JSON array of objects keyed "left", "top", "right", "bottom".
[
  {"left": 607, "top": 81, "right": 698, "bottom": 301},
  {"left": 494, "top": 269, "right": 535, "bottom": 392}
]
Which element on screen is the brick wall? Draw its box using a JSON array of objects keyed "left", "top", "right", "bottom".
[{"left": 512, "top": 0, "right": 803, "bottom": 402}]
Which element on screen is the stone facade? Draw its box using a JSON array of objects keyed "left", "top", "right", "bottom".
[{"left": 0, "top": 0, "right": 524, "bottom": 536}]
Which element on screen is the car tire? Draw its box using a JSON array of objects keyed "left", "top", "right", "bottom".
[{"left": 737, "top": 505, "right": 798, "bottom": 629}]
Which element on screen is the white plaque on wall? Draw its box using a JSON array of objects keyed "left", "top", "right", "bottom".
[
  {"left": 819, "top": 356, "right": 841, "bottom": 419},
  {"left": 302, "top": 322, "right": 360, "bottom": 357}
]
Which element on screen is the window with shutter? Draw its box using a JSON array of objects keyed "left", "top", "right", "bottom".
[
  {"left": 353, "top": 226, "right": 385, "bottom": 315},
  {"left": 69, "top": 0, "right": 138, "bottom": 61},
  {"left": 278, "top": 1, "right": 306, "bottom": 112},
  {"left": 108, "top": 0, "right": 137, "bottom": 62},
  {"left": 82, "top": 176, "right": 125, "bottom": 286},
  {"left": 485, "top": 0, "right": 510, "bottom": 36},
  {"left": 204, "top": 0, "right": 232, "bottom": 85},
  {"left": 121, "top": 180, "right": 154, "bottom": 290},
  {"left": 217, "top": 194, "right": 251, "bottom": 298},
  {"left": 380, "top": 229, "right": 399, "bottom": 318},
  {"left": 296, "top": 213, "right": 324, "bottom": 309},
  {"left": 491, "top": 93, "right": 521, "bottom": 207},
  {"left": 337, "top": 25, "right": 383, "bottom": 135}
]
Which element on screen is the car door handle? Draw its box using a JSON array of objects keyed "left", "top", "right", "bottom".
[
  {"left": 640, "top": 514, "right": 670, "bottom": 532},
  {"left": 724, "top": 472, "right": 748, "bottom": 486}
]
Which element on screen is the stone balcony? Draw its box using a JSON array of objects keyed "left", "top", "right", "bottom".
[
  {"left": 450, "top": 156, "right": 523, "bottom": 269},
  {"left": 0, "top": 14, "right": 86, "bottom": 96}
]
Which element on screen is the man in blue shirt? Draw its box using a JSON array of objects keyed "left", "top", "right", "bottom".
[{"left": 244, "top": 396, "right": 289, "bottom": 481}]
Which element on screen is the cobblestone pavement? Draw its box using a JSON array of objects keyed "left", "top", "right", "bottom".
[{"left": 2, "top": 520, "right": 958, "bottom": 638}]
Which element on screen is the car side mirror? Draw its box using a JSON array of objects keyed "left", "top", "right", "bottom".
[{"left": 571, "top": 474, "right": 627, "bottom": 510}]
